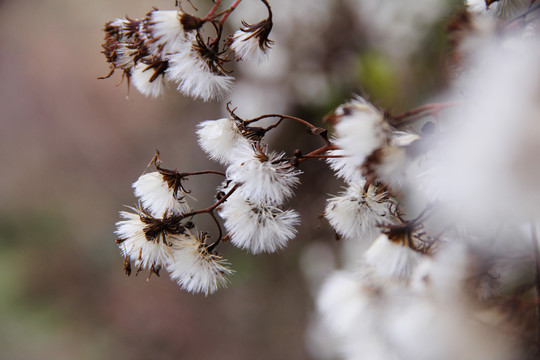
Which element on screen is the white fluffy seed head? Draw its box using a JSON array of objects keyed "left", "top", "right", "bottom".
[
  {"left": 196, "top": 118, "right": 253, "bottom": 165},
  {"left": 132, "top": 172, "right": 191, "bottom": 217},
  {"left": 166, "top": 230, "right": 233, "bottom": 296},
  {"left": 332, "top": 96, "right": 390, "bottom": 165},
  {"left": 218, "top": 192, "right": 300, "bottom": 254},
  {"left": 230, "top": 29, "right": 269, "bottom": 64},
  {"left": 325, "top": 148, "right": 364, "bottom": 183},
  {"left": 115, "top": 210, "right": 175, "bottom": 270},
  {"left": 130, "top": 63, "right": 166, "bottom": 98},
  {"left": 325, "top": 182, "right": 399, "bottom": 241},
  {"left": 147, "top": 10, "right": 193, "bottom": 54},
  {"left": 226, "top": 151, "right": 301, "bottom": 205},
  {"left": 166, "top": 47, "right": 233, "bottom": 101},
  {"left": 363, "top": 233, "right": 421, "bottom": 282}
]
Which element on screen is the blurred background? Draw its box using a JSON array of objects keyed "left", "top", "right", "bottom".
[{"left": 0, "top": 0, "right": 459, "bottom": 358}]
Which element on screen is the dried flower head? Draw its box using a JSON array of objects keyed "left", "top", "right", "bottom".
[
  {"left": 218, "top": 191, "right": 300, "bottom": 253},
  {"left": 226, "top": 149, "right": 301, "bottom": 205},
  {"left": 230, "top": 18, "right": 274, "bottom": 64},
  {"left": 325, "top": 181, "right": 400, "bottom": 242}
]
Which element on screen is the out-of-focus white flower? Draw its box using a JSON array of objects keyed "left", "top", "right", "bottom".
[
  {"left": 218, "top": 191, "right": 299, "bottom": 253},
  {"left": 131, "top": 62, "right": 166, "bottom": 98},
  {"left": 167, "top": 230, "right": 233, "bottom": 296},
  {"left": 325, "top": 181, "right": 399, "bottom": 242},
  {"left": 196, "top": 118, "right": 253, "bottom": 165},
  {"left": 115, "top": 209, "right": 175, "bottom": 271},
  {"left": 230, "top": 19, "right": 273, "bottom": 64},
  {"left": 166, "top": 44, "right": 233, "bottom": 102},
  {"left": 132, "top": 171, "right": 192, "bottom": 217},
  {"left": 363, "top": 233, "right": 422, "bottom": 282},
  {"left": 227, "top": 150, "right": 301, "bottom": 205},
  {"left": 421, "top": 39, "right": 540, "bottom": 228},
  {"left": 316, "top": 271, "right": 373, "bottom": 339}
]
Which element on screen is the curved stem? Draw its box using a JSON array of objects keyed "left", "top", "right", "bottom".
[
  {"left": 246, "top": 114, "right": 316, "bottom": 129},
  {"left": 206, "top": 211, "right": 223, "bottom": 252},
  {"left": 246, "top": 114, "right": 330, "bottom": 145},
  {"left": 180, "top": 170, "right": 226, "bottom": 177}
]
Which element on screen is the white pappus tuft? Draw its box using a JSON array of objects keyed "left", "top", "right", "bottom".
[
  {"left": 218, "top": 191, "right": 300, "bottom": 254},
  {"left": 166, "top": 45, "right": 233, "bottom": 102},
  {"left": 131, "top": 62, "right": 166, "bottom": 98},
  {"left": 325, "top": 181, "right": 399, "bottom": 242},
  {"left": 196, "top": 118, "right": 253, "bottom": 165},
  {"left": 167, "top": 230, "right": 233, "bottom": 296},
  {"left": 115, "top": 209, "right": 176, "bottom": 271},
  {"left": 226, "top": 150, "right": 301, "bottom": 205},
  {"left": 132, "top": 171, "right": 192, "bottom": 217},
  {"left": 147, "top": 10, "right": 196, "bottom": 54},
  {"left": 231, "top": 29, "right": 269, "bottom": 64},
  {"left": 332, "top": 96, "right": 391, "bottom": 166}
]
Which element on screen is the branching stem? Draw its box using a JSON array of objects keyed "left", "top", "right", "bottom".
[
  {"left": 181, "top": 184, "right": 239, "bottom": 219},
  {"left": 219, "top": 0, "right": 243, "bottom": 25}
]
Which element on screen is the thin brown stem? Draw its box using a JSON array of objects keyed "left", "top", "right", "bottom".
[
  {"left": 297, "top": 144, "right": 338, "bottom": 164},
  {"left": 180, "top": 170, "right": 226, "bottom": 177},
  {"left": 246, "top": 114, "right": 330, "bottom": 145},
  {"left": 247, "top": 113, "right": 315, "bottom": 129},
  {"left": 181, "top": 184, "right": 239, "bottom": 219},
  {"left": 206, "top": 211, "right": 223, "bottom": 252},
  {"left": 301, "top": 154, "right": 343, "bottom": 159},
  {"left": 390, "top": 101, "right": 460, "bottom": 127}
]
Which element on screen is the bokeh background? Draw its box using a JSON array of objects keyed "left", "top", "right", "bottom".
[{"left": 0, "top": 0, "right": 459, "bottom": 358}]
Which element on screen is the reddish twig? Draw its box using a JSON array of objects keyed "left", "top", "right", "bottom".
[
  {"left": 219, "top": 0, "right": 243, "bottom": 25},
  {"left": 202, "top": 0, "right": 223, "bottom": 21}
]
